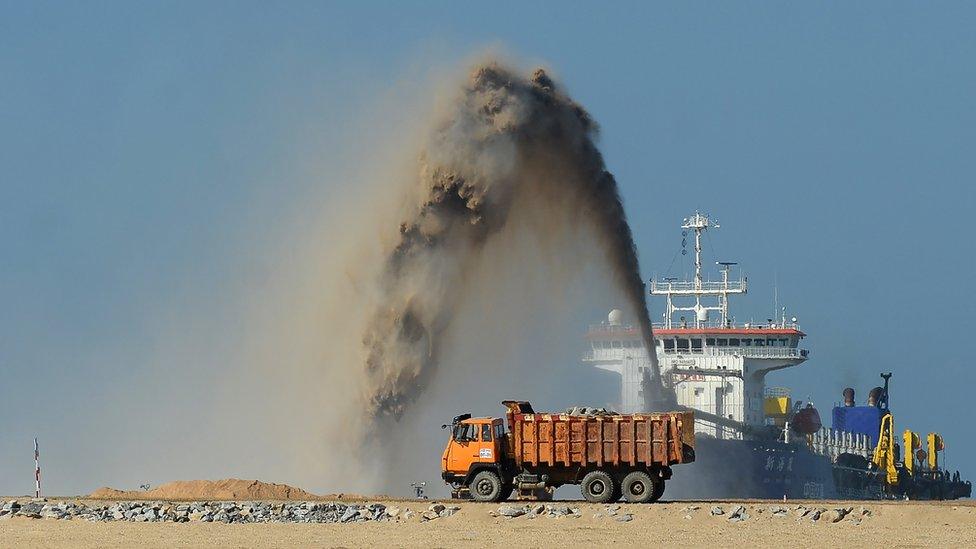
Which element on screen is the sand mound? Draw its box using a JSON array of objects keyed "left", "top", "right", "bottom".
[{"left": 89, "top": 479, "right": 317, "bottom": 501}]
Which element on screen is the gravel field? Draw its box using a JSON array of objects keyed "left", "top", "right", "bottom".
[{"left": 2, "top": 498, "right": 974, "bottom": 548}]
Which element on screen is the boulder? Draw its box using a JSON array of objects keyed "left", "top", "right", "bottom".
[{"left": 497, "top": 505, "right": 526, "bottom": 518}]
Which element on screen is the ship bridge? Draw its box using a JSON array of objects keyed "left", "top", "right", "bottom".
[{"left": 583, "top": 212, "right": 809, "bottom": 440}]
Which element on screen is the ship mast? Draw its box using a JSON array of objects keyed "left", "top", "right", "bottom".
[{"left": 651, "top": 211, "right": 747, "bottom": 328}]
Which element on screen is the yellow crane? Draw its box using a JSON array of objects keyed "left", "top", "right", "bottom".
[
  {"left": 872, "top": 414, "right": 898, "bottom": 485},
  {"left": 903, "top": 430, "right": 921, "bottom": 477}
]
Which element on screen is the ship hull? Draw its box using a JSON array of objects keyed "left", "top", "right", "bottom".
[
  {"left": 667, "top": 436, "right": 970, "bottom": 500},
  {"left": 667, "top": 436, "right": 840, "bottom": 500}
]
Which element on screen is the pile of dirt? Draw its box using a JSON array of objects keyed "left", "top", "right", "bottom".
[{"left": 89, "top": 479, "right": 318, "bottom": 501}]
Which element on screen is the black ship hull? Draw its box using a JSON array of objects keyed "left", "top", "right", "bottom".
[{"left": 667, "top": 436, "right": 970, "bottom": 501}]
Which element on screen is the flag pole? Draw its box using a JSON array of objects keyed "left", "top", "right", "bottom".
[{"left": 34, "top": 437, "right": 40, "bottom": 498}]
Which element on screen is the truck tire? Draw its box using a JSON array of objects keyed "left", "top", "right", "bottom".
[
  {"left": 621, "top": 471, "right": 656, "bottom": 503},
  {"left": 469, "top": 470, "right": 503, "bottom": 502},
  {"left": 649, "top": 478, "right": 666, "bottom": 502},
  {"left": 581, "top": 470, "right": 616, "bottom": 503}
]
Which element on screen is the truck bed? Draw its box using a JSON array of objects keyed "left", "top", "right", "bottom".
[{"left": 504, "top": 403, "right": 695, "bottom": 469}]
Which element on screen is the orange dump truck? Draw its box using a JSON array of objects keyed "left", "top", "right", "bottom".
[{"left": 441, "top": 400, "right": 695, "bottom": 503}]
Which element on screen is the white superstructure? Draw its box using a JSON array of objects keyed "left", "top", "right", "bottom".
[{"left": 583, "top": 212, "right": 809, "bottom": 439}]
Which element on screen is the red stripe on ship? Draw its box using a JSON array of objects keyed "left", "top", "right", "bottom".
[{"left": 585, "top": 327, "right": 805, "bottom": 338}]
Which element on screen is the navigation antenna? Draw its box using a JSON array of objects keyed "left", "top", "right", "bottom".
[
  {"left": 682, "top": 212, "right": 718, "bottom": 294},
  {"left": 650, "top": 211, "right": 747, "bottom": 329}
]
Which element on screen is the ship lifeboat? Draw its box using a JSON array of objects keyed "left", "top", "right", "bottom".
[{"left": 790, "top": 404, "right": 823, "bottom": 435}]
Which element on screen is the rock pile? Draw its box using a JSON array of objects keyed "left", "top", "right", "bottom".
[
  {"left": 696, "top": 503, "right": 872, "bottom": 525},
  {"left": 0, "top": 499, "right": 437, "bottom": 524},
  {"left": 493, "top": 504, "right": 582, "bottom": 519},
  {"left": 564, "top": 406, "right": 618, "bottom": 416}
]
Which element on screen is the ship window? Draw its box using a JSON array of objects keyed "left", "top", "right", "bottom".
[
  {"left": 717, "top": 338, "right": 728, "bottom": 346},
  {"left": 754, "top": 339, "right": 765, "bottom": 346},
  {"left": 741, "top": 339, "right": 751, "bottom": 346},
  {"left": 706, "top": 338, "right": 715, "bottom": 346},
  {"left": 728, "top": 338, "right": 740, "bottom": 347},
  {"left": 611, "top": 340, "right": 622, "bottom": 348},
  {"left": 663, "top": 339, "right": 675, "bottom": 351},
  {"left": 691, "top": 338, "right": 702, "bottom": 351},
  {"left": 676, "top": 338, "right": 689, "bottom": 351},
  {"left": 779, "top": 338, "right": 788, "bottom": 346}
]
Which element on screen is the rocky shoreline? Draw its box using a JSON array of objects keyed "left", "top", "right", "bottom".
[
  {"left": 1, "top": 499, "right": 878, "bottom": 526},
  {"left": 0, "top": 499, "right": 437, "bottom": 524}
]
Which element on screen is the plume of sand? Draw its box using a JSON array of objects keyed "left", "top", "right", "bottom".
[{"left": 361, "top": 62, "right": 673, "bottom": 424}]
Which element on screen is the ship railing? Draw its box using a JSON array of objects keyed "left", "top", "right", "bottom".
[
  {"left": 582, "top": 347, "right": 808, "bottom": 361},
  {"left": 809, "top": 427, "right": 872, "bottom": 461},
  {"left": 586, "top": 321, "right": 802, "bottom": 333},
  {"left": 764, "top": 386, "right": 791, "bottom": 398},
  {"left": 649, "top": 280, "right": 747, "bottom": 293},
  {"left": 701, "top": 347, "right": 809, "bottom": 359},
  {"left": 580, "top": 349, "right": 651, "bottom": 362}
]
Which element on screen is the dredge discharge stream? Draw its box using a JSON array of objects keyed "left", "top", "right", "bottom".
[{"left": 361, "top": 62, "right": 675, "bottom": 424}]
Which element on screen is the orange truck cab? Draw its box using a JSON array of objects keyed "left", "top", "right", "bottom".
[
  {"left": 441, "top": 413, "right": 517, "bottom": 502},
  {"left": 440, "top": 401, "right": 695, "bottom": 503},
  {"left": 442, "top": 415, "right": 507, "bottom": 477}
]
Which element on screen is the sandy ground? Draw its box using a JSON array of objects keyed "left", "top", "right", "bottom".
[{"left": 2, "top": 499, "right": 974, "bottom": 548}]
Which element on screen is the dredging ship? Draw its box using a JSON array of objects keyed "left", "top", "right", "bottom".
[{"left": 583, "top": 212, "right": 971, "bottom": 500}]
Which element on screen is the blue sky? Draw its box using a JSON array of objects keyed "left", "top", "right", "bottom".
[{"left": 2, "top": 2, "right": 974, "bottom": 494}]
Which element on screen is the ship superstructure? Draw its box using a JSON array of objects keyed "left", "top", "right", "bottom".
[
  {"left": 585, "top": 212, "right": 808, "bottom": 439},
  {"left": 582, "top": 211, "right": 970, "bottom": 500}
]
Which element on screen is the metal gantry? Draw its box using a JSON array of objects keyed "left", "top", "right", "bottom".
[{"left": 650, "top": 212, "right": 747, "bottom": 328}]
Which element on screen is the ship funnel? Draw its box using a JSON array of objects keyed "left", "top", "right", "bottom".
[
  {"left": 843, "top": 387, "right": 855, "bottom": 407},
  {"left": 867, "top": 387, "right": 883, "bottom": 407}
]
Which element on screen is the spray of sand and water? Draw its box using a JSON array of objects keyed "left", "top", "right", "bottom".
[
  {"left": 100, "top": 59, "right": 672, "bottom": 496},
  {"left": 360, "top": 63, "right": 673, "bottom": 429}
]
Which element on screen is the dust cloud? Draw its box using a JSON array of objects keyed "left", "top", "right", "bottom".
[
  {"left": 91, "top": 58, "right": 664, "bottom": 497},
  {"left": 360, "top": 62, "right": 670, "bottom": 429}
]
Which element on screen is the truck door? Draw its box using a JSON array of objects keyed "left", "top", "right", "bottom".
[
  {"left": 477, "top": 423, "right": 496, "bottom": 463},
  {"left": 446, "top": 423, "right": 479, "bottom": 473}
]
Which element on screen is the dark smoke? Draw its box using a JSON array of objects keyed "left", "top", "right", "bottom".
[{"left": 361, "top": 62, "right": 673, "bottom": 421}]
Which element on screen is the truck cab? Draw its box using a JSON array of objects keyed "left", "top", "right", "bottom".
[
  {"left": 442, "top": 416, "right": 507, "bottom": 474},
  {"left": 441, "top": 415, "right": 512, "bottom": 500}
]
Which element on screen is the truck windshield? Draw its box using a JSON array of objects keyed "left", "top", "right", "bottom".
[{"left": 453, "top": 423, "right": 478, "bottom": 442}]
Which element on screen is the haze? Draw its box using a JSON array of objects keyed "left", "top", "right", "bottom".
[{"left": 1, "top": 2, "right": 974, "bottom": 496}]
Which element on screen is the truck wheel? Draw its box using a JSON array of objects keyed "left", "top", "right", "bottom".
[
  {"left": 581, "top": 470, "right": 616, "bottom": 503},
  {"left": 649, "top": 479, "right": 666, "bottom": 502},
  {"left": 469, "top": 470, "right": 503, "bottom": 502},
  {"left": 621, "top": 471, "right": 656, "bottom": 503}
]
